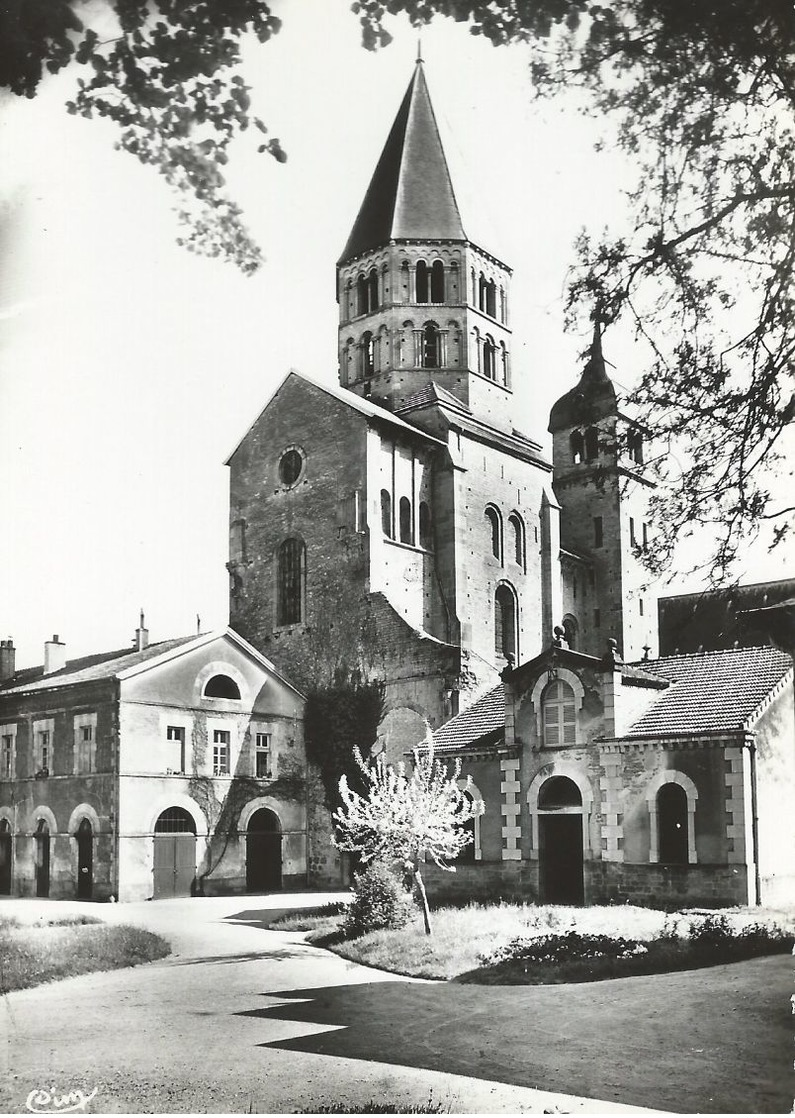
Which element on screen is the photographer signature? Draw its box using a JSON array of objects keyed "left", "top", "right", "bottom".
[{"left": 25, "top": 1087, "right": 97, "bottom": 1113}]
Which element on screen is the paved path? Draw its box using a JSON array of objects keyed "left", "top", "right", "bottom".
[{"left": 0, "top": 896, "right": 791, "bottom": 1114}]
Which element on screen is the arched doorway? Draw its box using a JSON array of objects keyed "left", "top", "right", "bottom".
[
  {"left": 0, "top": 820, "right": 11, "bottom": 895},
  {"left": 538, "top": 776, "right": 584, "bottom": 904},
  {"left": 153, "top": 807, "right": 197, "bottom": 899},
  {"left": 246, "top": 809, "right": 282, "bottom": 893},
  {"left": 35, "top": 819, "right": 50, "bottom": 898},
  {"left": 76, "top": 818, "right": 93, "bottom": 900}
]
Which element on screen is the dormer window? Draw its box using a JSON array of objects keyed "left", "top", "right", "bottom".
[{"left": 204, "top": 675, "right": 241, "bottom": 700}]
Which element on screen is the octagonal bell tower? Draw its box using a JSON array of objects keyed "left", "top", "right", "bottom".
[{"left": 337, "top": 58, "right": 515, "bottom": 432}]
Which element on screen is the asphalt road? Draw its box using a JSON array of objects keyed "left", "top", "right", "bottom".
[{"left": 0, "top": 895, "right": 791, "bottom": 1114}]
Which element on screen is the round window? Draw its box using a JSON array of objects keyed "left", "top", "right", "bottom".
[{"left": 278, "top": 448, "right": 303, "bottom": 486}]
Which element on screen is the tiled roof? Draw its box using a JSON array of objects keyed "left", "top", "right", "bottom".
[
  {"left": 624, "top": 646, "right": 792, "bottom": 737},
  {"left": 340, "top": 62, "right": 466, "bottom": 263},
  {"left": 398, "top": 382, "right": 471, "bottom": 415},
  {"left": 0, "top": 636, "right": 198, "bottom": 695},
  {"left": 430, "top": 684, "right": 505, "bottom": 754}
]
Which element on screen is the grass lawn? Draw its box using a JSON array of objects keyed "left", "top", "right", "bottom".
[
  {"left": 269, "top": 900, "right": 793, "bottom": 982},
  {"left": 0, "top": 913, "right": 171, "bottom": 993}
]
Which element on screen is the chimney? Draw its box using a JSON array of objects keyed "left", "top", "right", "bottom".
[
  {"left": 135, "top": 610, "right": 149, "bottom": 652},
  {"left": 0, "top": 638, "right": 15, "bottom": 683},
  {"left": 44, "top": 634, "right": 66, "bottom": 675}
]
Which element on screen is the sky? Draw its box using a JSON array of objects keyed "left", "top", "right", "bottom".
[{"left": 0, "top": 1, "right": 791, "bottom": 670}]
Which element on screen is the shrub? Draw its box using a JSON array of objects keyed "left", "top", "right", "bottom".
[
  {"left": 345, "top": 860, "right": 415, "bottom": 937},
  {"left": 481, "top": 930, "right": 647, "bottom": 968}
]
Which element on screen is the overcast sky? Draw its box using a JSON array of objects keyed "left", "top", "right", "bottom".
[{"left": 0, "top": 1, "right": 790, "bottom": 670}]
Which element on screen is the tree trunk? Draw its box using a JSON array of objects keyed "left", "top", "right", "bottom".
[{"left": 413, "top": 864, "right": 432, "bottom": 935}]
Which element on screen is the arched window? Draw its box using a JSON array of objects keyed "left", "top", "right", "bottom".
[
  {"left": 276, "top": 537, "right": 305, "bottom": 626},
  {"left": 399, "top": 496, "right": 412, "bottom": 544},
  {"left": 421, "top": 323, "right": 439, "bottom": 368},
  {"left": 449, "top": 260, "right": 459, "bottom": 299},
  {"left": 416, "top": 260, "right": 429, "bottom": 303},
  {"left": 430, "top": 260, "right": 445, "bottom": 303},
  {"left": 361, "top": 331, "right": 375, "bottom": 378},
  {"left": 419, "top": 501, "right": 432, "bottom": 549},
  {"left": 400, "top": 260, "right": 411, "bottom": 301},
  {"left": 485, "top": 505, "right": 502, "bottom": 560},
  {"left": 356, "top": 273, "right": 368, "bottom": 316},
  {"left": 483, "top": 335, "right": 496, "bottom": 380},
  {"left": 538, "top": 775, "right": 581, "bottom": 809},
  {"left": 542, "top": 680, "right": 577, "bottom": 746},
  {"left": 154, "top": 807, "right": 196, "bottom": 834},
  {"left": 494, "top": 584, "right": 517, "bottom": 660},
  {"left": 658, "top": 783, "right": 688, "bottom": 864},
  {"left": 455, "top": 789, "right": 476, "bottom": 863},
  {"left": 585, "top": 427, "right": 599, "bottom": 461},
  {"left": 570, "top": 431, "right": 584, "bottom": 464},
  {"left": 367, "top": 267, "right": 379, "bottom": 312},
  {"left": 381, "top": 489, "right": 393, "bottom": 539},
  {"left": 628, "top": 430, "right": 644, "bottom": 464},
  {"left": 478, "top": 273, "right": 488, "bottom": 312},
  {"left": 500, "top": 342, "right": 509, "bottom": 385},
  {"left": 562, "top": 616, "right": 578, "bottom": 650},
  {"left": 204, "top": 674, "right": 241, "bottom": 699},
  {"left": 486, "top": 279, "right": 496, "bottom": 317},
  {"left": 508, "top": 512, "right": 524, "bottom": 567}
]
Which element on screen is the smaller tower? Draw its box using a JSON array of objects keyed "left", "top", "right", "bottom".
[{"left": 549, "top": 327, "right": 658, "bottom": 660}]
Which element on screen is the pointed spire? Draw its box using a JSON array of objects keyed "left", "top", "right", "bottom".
[
  {"left": 339, "top": 63, "right": 466, "bottom": 263},
  {"left": 582, "top": 316, "right": 609, "bottom": 383}
]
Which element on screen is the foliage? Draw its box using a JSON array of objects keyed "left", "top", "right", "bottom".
[
  {"left": 0, "top": 0, "right": 286, "bottom": 272},
  {"left": 356, "top": 0, "right": 795, "bottom": 580},
  {"left": 304, "top": 673, "right": 386, "bottom": 812},
  {"left": 0, "top": 919, "right": 170, "bottom": 993},
  {"left": 314, "top": 1095, "right": 449, "bottom": 1114},
  {"left": 5, "top": 1, "right": 792, "bottom": 572},
  {"left": 333, "top": 728, "right": 484, "bottom": 934},
  {"left": 345, "top": 860, "right": 415, "bottom": 937}
]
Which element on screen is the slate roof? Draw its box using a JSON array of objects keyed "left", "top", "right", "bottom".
[
  {"left": 548, "top": 327, "right": 617, "bottom": 434},
  {"left": 624, "top": 646, "right": 792, "bottom": 737},
  {"left": 430, "top": 684, "right": 505, "bottom": 754},
  {"left": 0, "top": 636, "right": 198, "bottom": 696},
  {"left": 340, "top": 61, "right": 466, "bottom": 263}
]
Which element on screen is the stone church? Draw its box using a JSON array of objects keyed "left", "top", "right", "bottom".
[
  {"left": 227, "top": 58, "right": 658, "bottom": 756},
  {"left": 225, "top": 58, "right": 795, "bottom": 908},
  {"left": 2, "top": 60, "right": 792, "bottom": 907}
]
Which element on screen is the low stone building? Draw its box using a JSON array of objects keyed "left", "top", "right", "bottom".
[
  {"left": 423, "top": 636, "right": 795, "bottom": 909},
  {"left": 0, "top": 624, "right": 307, "bottom": 901}
]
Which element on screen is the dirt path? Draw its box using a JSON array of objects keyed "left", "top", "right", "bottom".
[{"left": 1, "top": 896, "right": 791, "bottom": 1113}]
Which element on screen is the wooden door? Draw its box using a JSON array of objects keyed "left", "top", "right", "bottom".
[
  {"left": 540, "top": 814, "right": 584, "bottom": 904},
  {"left": 77, "top": 820, "right": 93, "bottom": 900}
]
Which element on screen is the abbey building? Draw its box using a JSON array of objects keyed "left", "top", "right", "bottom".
[
  {"left": 1, "top": 61, "right": 792, "bottom": 908},
  {"left": 227, "top": 59, "right": 658, "bottom": 753}
]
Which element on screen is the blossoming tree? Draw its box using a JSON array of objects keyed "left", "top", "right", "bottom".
[{"left": 333, "top": 729, "right": 484, "bottom": 934}]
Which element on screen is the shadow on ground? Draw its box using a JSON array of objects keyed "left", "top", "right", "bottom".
[{"left": 235, "top": 956, "right": 792, "bottom": 1115}]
